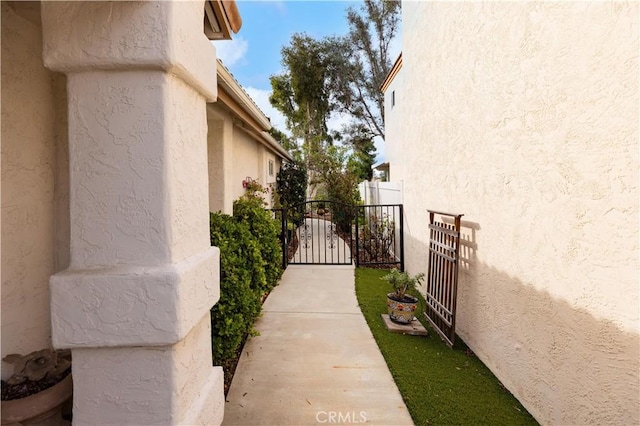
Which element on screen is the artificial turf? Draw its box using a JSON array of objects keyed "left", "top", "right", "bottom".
[{"left": 355, "top": 268, "right": 538, "bottom": 426}]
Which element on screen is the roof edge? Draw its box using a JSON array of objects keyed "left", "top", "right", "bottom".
[
  {"left": 216, "top": 59, "right": 272, "bottom": 130},
  {"left": 221, "top": 0, "right": 242, "bottom": 34},
  {"left": 260, "top": 132, "right": 294, "bottom": 162},
  {"left": 380, "top": 53, "right": 403, "bottom": 93}
]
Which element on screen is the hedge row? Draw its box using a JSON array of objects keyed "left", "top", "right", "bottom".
[{"left": 209, "top": 188, "right": 283, "bottom": 364}]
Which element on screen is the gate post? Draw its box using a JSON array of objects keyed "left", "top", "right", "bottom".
[
  {"left": 282, "top": 208, "right": 288, "bottom": 270},
  {"left": 354, "top": 205, "right": 360, "bottom": 268},
  {"left": 399, "top": 204, "right": 405, "bottom": 272}
]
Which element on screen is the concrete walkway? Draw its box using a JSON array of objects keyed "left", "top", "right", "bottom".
[
  {"left": 222, "top": 264, "right": 414, "bottom": 426},
  {"left": 290, "top": 218, "right": 352, "bottom": 264}
]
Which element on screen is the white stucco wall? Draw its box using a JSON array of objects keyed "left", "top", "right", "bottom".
[
  {"left": 383, "top": 63, "right": 403, "bottom": 184},
  {"left": 232, "top": 128, "right": 262, "bottom": 198},
  {"left": 262, "top": 149, "right": 280, "bottom": 207},
  {"left": 393, "top": 2, "right": 639, "bottom": 424},
  {"left": 41, "top": 1, "right": 224, "bottom": 423},
  {"left": 1, "top": 3, "right": 60, "bottom": 378},
  {"left": 208, "top": 107, "right": 283, "bottom": 212},
  {"left": 208, "top": 112, "right": 233, "bottom": 214},
  {"left": 71, "top": 315, "right": 223, "bottom": 425}
]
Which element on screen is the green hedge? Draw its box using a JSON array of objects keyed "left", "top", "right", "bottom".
[
  {"left": 209, "top": 213, "right": 263, "bottom": 363},
  {"left": 233, "top": 194, "right": 282, "bottom": 292},
  {"left": 210, "top": 185, "right": 284, "bottom": 365}
]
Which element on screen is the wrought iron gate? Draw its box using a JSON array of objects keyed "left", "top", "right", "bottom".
[
  {"left": 355, "top": 204, "right": 404, "bottom": 270},
  {"left": 424, "top": 210, "right": 463, "bottom": 348},
  {"left": 273, "top": 201, "right": 404, "bottom": 268},
  {"left": 288, "top": 200, "right": 353, "bottom": 265}
]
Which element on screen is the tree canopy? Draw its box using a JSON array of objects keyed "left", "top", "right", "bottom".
[
  {"left": 269, "top": 0, "right": 400, "bottom": 191},
  {"left": 329, "top": 0, "right": 401, "bottom": 141},
  {"left": 269, "top": 34, "right": 338, "bottom": 158}
]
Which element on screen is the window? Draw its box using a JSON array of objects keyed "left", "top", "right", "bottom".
[
  {"left": 391, "top": 90, "right": 396, "bottom": 108},
  {"left": 268, "top": 160, "right": 274, "bottom": 177}
]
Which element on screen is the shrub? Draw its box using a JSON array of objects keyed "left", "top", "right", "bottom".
[
  {"left": 233, "top": 185, "right": 283, "bottom": 291},
  {"left": 209, "top": 212, "right": 264, "bottom": 363},
  {"left": 276, "top": 161, "right": 307, "bottom": 225},
  {"left": 358, "top": 212, "right": 396, "bottom": 264},
  {"left": 210, "top": 182, "right": 285, "bottom": 365},
  {"left": 325, "top": 170, "right": 359, "bottom": 234}
]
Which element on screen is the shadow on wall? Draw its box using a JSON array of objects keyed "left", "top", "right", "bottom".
[{"left": 404, "top": 224, "right": 639, "bottom": 425}]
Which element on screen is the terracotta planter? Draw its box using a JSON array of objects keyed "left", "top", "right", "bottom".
[
  {"left": 386, "top": 293, "right": 418, "bottom": 324},
  {"left": 1, "top": 374, "right": 72, "bottom": 426}
]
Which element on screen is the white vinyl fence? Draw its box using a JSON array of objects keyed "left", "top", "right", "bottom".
[{"left": 358, "top": 181, "right": 403, "bottom": 206}]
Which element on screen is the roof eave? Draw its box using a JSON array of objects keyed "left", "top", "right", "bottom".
[
  {"left": 260, "top": 132, "right": 294, "bottom": 162},
  {"left": 205, "top": 0, "right": 242, "bottom": 40},
  {"left": 380, "top": 53, "right": 403, "bottom": 93},
  {"left": 216, "top": 60, "right": 272, "bottom": 130}
]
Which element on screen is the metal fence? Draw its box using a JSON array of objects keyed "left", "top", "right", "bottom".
[
  {"left": 355, "top": 204, "right": 404, "bottom": 271},
  {"left": 272, "top": 202, "right": 404, "bottom": 271},
  {"left": 424, "top": 210, "right": 463, "bottom": 348}
]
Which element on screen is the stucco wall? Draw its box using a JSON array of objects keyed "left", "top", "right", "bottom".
[
  {"left": 53, "top": 74, "right": 70, "bottom": 272},
  {"left": 208, "top": 114, "right": 229, "bottom": 214},
  {"left": 208, "top": 108, "right": 284, "bottom": 212},
  {"left": 262, "top": 149, "right": 280, "bottom": 207},
  {"left": 41, "top": 1, "right": 223, "bottom": 422},
  {"left": 232, "top": 127, "right": 261, "bottom": 198},
  {"left": 383, "top": 64, "right": 403, "bottom": 184},
  {"left": 394, "top": 2, "right": 639, "bottom": 424},
  {"left": 1, "top": 3, "right": 62, "bottom": 377}
]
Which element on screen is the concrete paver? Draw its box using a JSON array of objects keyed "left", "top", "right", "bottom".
[{"left": 222, "top": 264, "right": 414, "bottom": 426}]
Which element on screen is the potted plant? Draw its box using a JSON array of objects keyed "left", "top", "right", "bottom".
[
  {"left": 381, "top": 269, "right": 425, "bottom": 324},
  {"left": 1, "top": 349, "right": 72, "bottom": 425}
]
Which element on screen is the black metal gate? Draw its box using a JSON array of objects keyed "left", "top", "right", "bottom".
[
  {"left": 273, "top": 201, "right": 404, "bottom": 269},
  {"left": 424, "top": 210, "right": 463, "bottom": 348}
]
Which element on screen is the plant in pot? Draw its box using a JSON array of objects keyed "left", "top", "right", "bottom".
[
  {"left": 1, "top": 349, "right": 72, "bottom": 426},
  {"left": 381, "top": 269, "right": 425, "bottom": 324}
]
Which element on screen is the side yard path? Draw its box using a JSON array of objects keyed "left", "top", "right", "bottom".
[{"left": 222, "top": 265, "right": 413, "bottom": 426}]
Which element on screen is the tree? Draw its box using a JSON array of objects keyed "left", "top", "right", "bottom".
[
  {"left": 343, "top": 125, "right": 376, "bottom": 182},
  {"left": 311, "top": 145, "right": 361, "bottom": 233},
  {"left": 268, "top": 127, "right": 302, "bottom": 161},
  {"left": 276, "top": 160, "right": 308, "bottom": 224},
  {"left": 270, "top": 1, "right": 400, "bottom": 194},
  {"left": 327, "top": 0, "right": 401, "bottom": 141},
  {"left": 270, "top": 33, "right": 357, "bottom": 198},
  {"left": 269, "top": 34, "right": 336, "bottom": 159}
]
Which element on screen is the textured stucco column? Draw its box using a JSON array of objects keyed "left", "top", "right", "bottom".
[
  {"left": 42, "top": 2, "right": 223, "bottom": 424},
  {"left": 207, "top": 110, "right": 235, "bottom": 215}
]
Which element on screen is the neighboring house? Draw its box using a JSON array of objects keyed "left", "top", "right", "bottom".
[
  {"left": 383, "top": 2, "right": 638, "bottom": 425},
  {"left": 372, "top": 161, "right": 390, "bottom": 182},
  {"left": 0, "top": 1, "right": 261, "bottom": 424},
  {"left": 208, "top": 60, "right": 293, "bottom": 214}
]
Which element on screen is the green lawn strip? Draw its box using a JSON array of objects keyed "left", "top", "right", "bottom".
[{"left": 355, "top": 268, "right": 538, "bottom": 426}]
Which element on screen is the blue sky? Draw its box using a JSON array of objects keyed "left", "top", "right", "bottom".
[
  {"left": 216, "top": 1, "right": 356, "bottom": 91},
  {"left": 212, "top": 0, "right": 398, "bottom": 162}
]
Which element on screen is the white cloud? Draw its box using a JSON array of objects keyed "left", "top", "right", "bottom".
[
  {"left": 243, "top": 86, "right": 288, "bottom": 133},
  {"left": 212, "top": 36, "right": 248, "bottom": 67},
  {"left": 270, "top": 0, "right": 287, "bottom": 15}
]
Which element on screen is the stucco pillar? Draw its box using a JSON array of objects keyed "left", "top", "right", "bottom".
[
  {"left": 207, "top": 110, "right": 235, "bottom": 215},
  {"left": 41, "top": 2, "right": 223, "bottom": 424}
]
